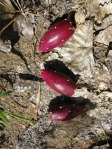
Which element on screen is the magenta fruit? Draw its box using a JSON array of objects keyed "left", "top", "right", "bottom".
[
  {"left": 41, "top": 69, "right": 77, "bottom": 96},
  {"left": 48, "top": 103, "right": 83, "bottom": 121},
  {"left": 39, "top": 20, "right": 74, "bottom": 52}
]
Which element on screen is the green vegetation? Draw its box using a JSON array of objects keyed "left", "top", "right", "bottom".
[
  {"left": 0, "top": 90, "right": 13, "bottom": 97},
  {"left": 0, "top": 91, "right": 36, "bottom": 127}
]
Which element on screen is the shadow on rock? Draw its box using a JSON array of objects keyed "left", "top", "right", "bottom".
[
  {"left": 49, "top": 96, "right": 96, "bottom": 112},
  {"left": 44, "top": 59, "right": 80, "bottom": 83},
  {"left": 0, "top": 18, "right": 20, "bottom": 46},
  {"left": 0, "top": 74, "right": 16, "bottom": 87},
  {"left": 19, "top": 73, "right": 43, "bottom": 82},
  {"left": 11, "top": 47, "right": 30, "bottom": 71}
]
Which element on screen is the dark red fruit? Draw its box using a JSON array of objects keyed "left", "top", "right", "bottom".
[
  {"left": 41, "top": 69, "right": 77, "bottom": 96},
  {"left": 48, "top": 103, "right": 83, "bottom": 121},
  {"left": 39, "top": 20, "right": 74, "bottom": 52}
]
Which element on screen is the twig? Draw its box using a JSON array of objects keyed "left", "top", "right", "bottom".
[
  {"left": 34, "top": 82, "right": 41, "bottom": 120},
  {"left": 0, "top": 18, "right": 15, "bottom": 33},
  {"left": 0, "top": 0, "right": 15, "bottom": 12}
]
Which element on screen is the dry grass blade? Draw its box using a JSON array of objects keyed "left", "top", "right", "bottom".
[
  {"left": 34, "top": 82, "right": 41, "bottom": 120},
  {"left": 12, "top": 0, "right": 21, "bottom": 11},
  {"left": 0, "top": 0, "right": 15, "bottom": 12},
  {"left": 12, "top": 0, "right": 24, "bottom": 15}
]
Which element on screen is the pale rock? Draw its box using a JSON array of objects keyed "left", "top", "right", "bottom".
[
  {"left": 0, "top": 40, "right": 11, "bottom": 53},
  {"left": 94, "top": 26, "right": 112, "bottom": 45}
]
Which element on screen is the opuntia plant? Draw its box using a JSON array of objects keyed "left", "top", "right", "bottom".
[
  {"left": 41, "top": 69, "right": 77, "bottom": 96},
  {"left": 39, "top": 20, "right": 74, "bottom": 52},
  {"left": 48, "top": 103, "right": 83, "bottom": 121}
]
